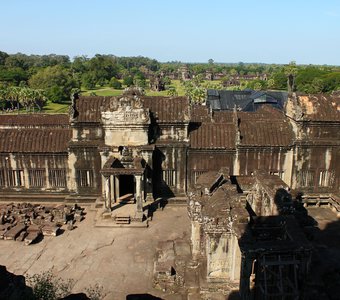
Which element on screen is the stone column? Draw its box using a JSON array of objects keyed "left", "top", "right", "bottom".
[
  {"left": 191, "top": 221, "right": 201, "bottom": 260},
  {"left": 141, "top": 174, "right": 145, "bottom": 202},
  {"left": 115, "top": 176, "right": 120, "bottom": 201},
  {"left": 112, "top": 175, "right": 116, "bottom": 203},
  {"left": 144, "top": 167, "right": 153, "bottom": 201},
  {"left": 135, "top": 174, "right": 143, "bottom": 213},
  {"left": 105, "top": 176, "right": 111, "bottom": 211},
  {"left": 110, "top": 175, "right": 115, "bottom": 204}
]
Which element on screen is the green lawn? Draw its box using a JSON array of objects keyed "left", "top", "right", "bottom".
[
  {"left": 43, "top": 101, "right": 70, "bottom": 113},
  {"left": 81, "top": 80, "right": 187, "bottom": 98},
  {"left": 81, "top": 87, "right": 123, "bottom": 97}
]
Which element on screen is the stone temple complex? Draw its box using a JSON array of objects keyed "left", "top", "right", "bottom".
[{"left": 0, "top": 88, "right": 339, "bottom": 298}]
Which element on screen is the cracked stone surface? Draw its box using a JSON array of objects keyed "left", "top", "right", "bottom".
[{"left": 0, "top": 205, "right": 190, "bottom": 300}]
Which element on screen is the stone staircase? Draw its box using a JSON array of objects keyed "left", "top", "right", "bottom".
[{"left": 114, "top": 215, "right": 131, "bottom": 224}]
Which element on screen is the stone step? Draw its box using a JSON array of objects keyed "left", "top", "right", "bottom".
[
  {"left": 118, "top": 193, "right": 135, "bottom": 204},
  {"left": 115, "top": 216, "right": 130, "bottom": 224}
]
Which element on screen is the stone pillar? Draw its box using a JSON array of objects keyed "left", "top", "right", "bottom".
[
  {"left": 230, "top": 235, "right": 242, "bottom": 281},
  {"left": 115, "top": 176, "right": 120, "bottom": 201},
  {"left": 104, "top": 176, "right": 111, "bottom": 211},
  {"left": 141, "top": 174, "right": 145, "bottom": 202},
  {"left": 67, "top": 152, "right": 78, "bottom": 193},
  {"left": 112, "top": 175, "right": 116, "bottom": 203},
  {"left": 233, "top": 150, "right": 240, "bottom": 176},
  {"left": 191, "top": 221, "right": 201, "bottom": 260},
  {"left": 135, "top": 175, "right": 143, "bottom": 213},
  {"left": 142, "top": 165, "right": 153, "bottom": 201},
  {"left": 110, "top": 175, "right": 115, "bottom": 203}
]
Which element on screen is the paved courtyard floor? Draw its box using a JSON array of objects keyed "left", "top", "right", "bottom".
[{"left": 0, "top": 205, "right": 190, "bottom": 300}]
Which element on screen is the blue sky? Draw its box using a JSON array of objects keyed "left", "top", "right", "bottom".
[{"left": 1, "top": 0, "right": 340, "bottom": 65}]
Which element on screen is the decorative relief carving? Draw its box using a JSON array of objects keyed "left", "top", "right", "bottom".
[{"left": 101, "top": 93, "right": 150, "bottom": 125}]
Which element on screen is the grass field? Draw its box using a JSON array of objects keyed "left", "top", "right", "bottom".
[
  {"left": 43, "top": 101, "right": 70, "bottom": 113},
  {"left": 80, "top": 80, "right": 187, "bottom": 97},
  {"left": 42, "top": 81, "right": 183, "bottom": 113},
  {"left": 81, "top": 87, "right": 123, "bottom": 97}
]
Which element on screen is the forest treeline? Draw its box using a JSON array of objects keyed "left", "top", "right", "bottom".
[{"left": 0, "top": 50, "right": 340, "bottom": 109}]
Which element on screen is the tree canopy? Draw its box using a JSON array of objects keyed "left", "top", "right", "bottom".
[
  {"left": 1, "top": 49, "right": 340, "bottom": 110},
  {"left": 29, "top": 65, "right": 79, "bottom": 103}
]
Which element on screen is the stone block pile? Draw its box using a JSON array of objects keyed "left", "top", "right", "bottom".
[{"left": 0, "top": 203, "right": 84, "bottom": 245}]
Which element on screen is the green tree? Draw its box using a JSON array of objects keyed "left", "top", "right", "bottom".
[
  {"left": 72, "top": 55, "right": 88, "bottom": 73},
  {"left": 7, "top": 86, "right": 21, "bottom": 109},
  {"left": 322, "top": 72, "right": 340, "bottom": 92},
  {"left": 29, "top": 65, "right": 79, "bottom": 103},
  {"left": 267, "top": 78, "right": 275, "bottom": 89},
  {"left": 182, "top": 74, "right": 206, "bottom": 103},
  {"left": 284, "top": 61, "right": 298, "bottom": 93},
  {"left": 123, "top": 76, "right": 134, "bottom": 87},
  {"left": 167, "top": 86, "right": 178, "bottom": 96},
  {"left": 254, "top": 82, "right": 263, "bottom": 91},
  {"left": 133, "top": 73, "right": 146, "bottom": 88},
  {"left": 4, "top": 53, "right": 34, "bottom": 70},
  {"left": 0, "top": 66, "right": 28, "bottom": 84},
  {"left": 109, "top": 77, "right": 122, "bottom": 89},
  {"left": 271, "top": 70, "right": 287, "bottom": 90},
  {"left": 0, "top": 51, "right": 9, "bottom": 65},
  {"left": 0, "top": 86, "right": 8, "bottom": 110},
  {"left": 81, "top": 72, "right": 97, "bottom": 89}
]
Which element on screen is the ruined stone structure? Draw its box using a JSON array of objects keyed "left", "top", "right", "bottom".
[
  {"left": 0, "top": 90, "right": 339, "bottom": 220},
  {"left": 187, "top": 170, "right": 314, "bottom": 299},
  {"left": 0, "top": 89, "right": 339, "bottom": 297},
  {"left": 149, "top": 74, "right": 166, "bottom": 91}
]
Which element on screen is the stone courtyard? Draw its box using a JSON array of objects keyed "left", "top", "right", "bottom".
[{"left": 0, "top": 204, "right": 190, "bottom": 300}]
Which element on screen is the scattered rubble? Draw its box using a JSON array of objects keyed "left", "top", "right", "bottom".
[{"left": 0, "top": 203, "right": 85, "bottom": 245}]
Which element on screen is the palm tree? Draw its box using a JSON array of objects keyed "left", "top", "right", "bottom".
[
  {"left": 33, "top": 89, "right": 47, "bottom": 111},
  {"left": 0, "top": 87, "right": 8, "bottom": 111},
  {"left": 18, "top": 87, "right": 30, "bottom": 111},
  {"left": 284, "top": 61, "right": 298, "bottom": 94},
  {"left": 7, "top": 86, "right": 21, "bottom": 110}
]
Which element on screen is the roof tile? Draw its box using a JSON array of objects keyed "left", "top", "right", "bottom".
[
  {"left": 0, "top": 129, "right": 71, "bottom": 152},
  {"left": 0, "top": 114, "right": 69, "bottom": 127}
]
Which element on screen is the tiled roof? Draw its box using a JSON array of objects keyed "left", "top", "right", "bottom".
[
  {"left": 142, "top": 96, "right": 190, "bottom": 123},
  {"left": 74, "top": 96, "right": 110, "bottom": 123},
  {"left": 190, "top": 105, "right": 212, "bottom": 122},
  {"left": 0, "top": 114, "right": 69, "bottom": 127},
  {"left": 75, "top": 96, "right": 191, "bottom": 124},
  {"left": 190, "top": 123, "right": 236, "bottom": 149},
  {"left": 0, "top": 129, "right": 71, "bottom": 152},
  {"left": 297, "top": 94, "right": 340, "bottom": 122},
  {"left": 191, "top": 105, "right": 235, "bottom": 123},
  {"left": 239, "top": 121, "right": 294, "bottom": 146},
  {"left": 212, "top": 111, "right": 234, "bottom": 123},
  {"left": 238, "top": 106, "right": 294, "bottom": 146},
  {"left": 189, "top": 105, "right": 293, "bottom": 149}
]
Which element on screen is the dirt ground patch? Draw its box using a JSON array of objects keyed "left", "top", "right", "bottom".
[{"left": 0, "top": 205, "right": 190, "bottom": 300}]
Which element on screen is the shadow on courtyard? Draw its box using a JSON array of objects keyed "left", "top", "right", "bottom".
[{"left": 227, "top": 208, "right": 340, "bottom": 300}]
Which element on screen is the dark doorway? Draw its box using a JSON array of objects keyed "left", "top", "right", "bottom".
[
  {"left": 119, "top": 175, "right": 134, "bottom": 198},
  {"left": 152, "top": 148, "right": 164, "bottom": 198}
]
